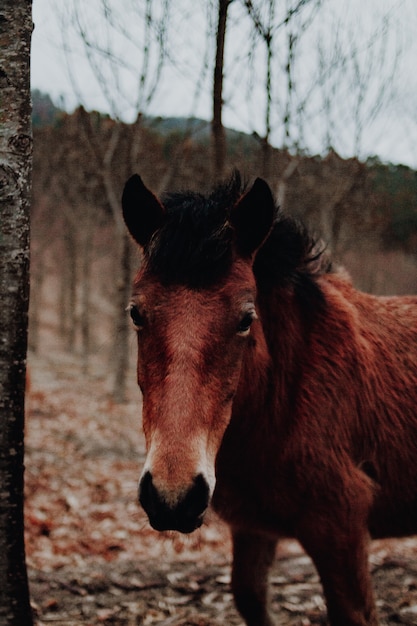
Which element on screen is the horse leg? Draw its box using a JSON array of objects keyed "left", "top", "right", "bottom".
[
  {"left": 231, "top": 529, "right": 277, "bottom": 626},
  {"left": 298, "top": 520, "right": 378, "bottom": 626}
]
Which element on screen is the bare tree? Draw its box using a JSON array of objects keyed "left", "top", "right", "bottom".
[
  {"left": 61, "top": 0, "right": 172, "bottom": 120},
  {"left": 55, "top": 0, "right": 174, "bottom": 400},
  {"left": 74, "top": 107, "right": 128, "bottom": 396},
  {"left": 242, "top": 0, "right": 322, "bottom": 177},
  {"left": 0, "top": 0, "right": 34, "bottom": 622},
  {"left": 303, "top": 3, "right": 402, "bottom": 160},
  {"left": 212, "top": 0, "right": 232, "bottom": 180},
  {"left": 242, "top": 0, "right": 276, "bottom": 177}
]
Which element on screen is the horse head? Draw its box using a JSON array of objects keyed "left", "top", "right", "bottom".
[{"left": 122, "top": 173, "right": 275, "bottom": 533}]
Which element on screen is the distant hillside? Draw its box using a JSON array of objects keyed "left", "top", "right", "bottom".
[
  {"left": 142, "top": 116, "right": 210, "bottom": 137},
  {"left": 32, "top": 90, "right": 65, "bottom": 128},
  {"left": 31, "top": 91, "right": 260, "bottom": 154},
  {"left": 142, "top": 115, "right": 260, "bottom": 154}
]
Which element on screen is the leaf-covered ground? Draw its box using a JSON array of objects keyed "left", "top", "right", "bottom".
[{"left": 26, "top": 351, "right": 417, "bottom": 625}]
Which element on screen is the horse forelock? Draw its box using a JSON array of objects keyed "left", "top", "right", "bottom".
[{"left": 144, "top": 173, "right": 244, "bottom": 288}]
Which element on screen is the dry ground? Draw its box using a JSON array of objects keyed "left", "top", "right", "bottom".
[{"left": 26, "top": 350, "right": 417, "bottom": 625}]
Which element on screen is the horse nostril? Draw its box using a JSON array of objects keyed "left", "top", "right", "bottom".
[
  {"left": 180, "top": 473, "right": 210, "bottom": 520},
  {"left": 138, "top": 471, "right": 160, "bottom": 518},
  {"left": 138, "top": 471, "right": 210, "bottom": 534}
]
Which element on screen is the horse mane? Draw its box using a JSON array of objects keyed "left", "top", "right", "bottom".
[
  {"left": 145, "top": 172, "right": 332, "bottom": 301},
  {"left": 254, "top": 214, "right": 331, "bottom": 312}
]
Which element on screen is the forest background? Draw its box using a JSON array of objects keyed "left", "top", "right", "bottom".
[
  {"left": 31, "top": 89, "right": 417, "bottom": 402},
  {"left": 25, "top": 2, "right": 417, "bottom": 623},
  {"left": 30, "top": 1, "right": 417, "bottom": 403}
]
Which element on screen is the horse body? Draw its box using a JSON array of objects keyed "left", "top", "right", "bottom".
[
  {"left": 215, "top": 274, "right": 417, "bottom": 536},
  {"left": 122, "top": 172, "right": 417, "bottom": 626}
]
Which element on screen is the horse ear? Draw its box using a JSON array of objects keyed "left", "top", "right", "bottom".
[
  {"left": 230, "top": 177, "right": 275, "bottom": 257},
  {"left": 122, "top": 174, "right": 164, "bottom": 247}
]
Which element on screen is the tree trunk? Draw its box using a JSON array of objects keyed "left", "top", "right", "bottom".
[
  {"left": 28, "top": 253, "right": 44, "bottom": 353},
  {"left": 62, "top": 225, "right": 77, "bottom": 352},
  {"left": 0, "top": 1, "right": 34, "bottom": 623},
  {"left": 112, "top": 231, "right": 132, "bottom": 403},
  {"left": 80, "top": 210, "right": 93, "bottom": 375},
  {"left": 262, "top": 17, "right": 273, "bottom": 179},
  {"left": 212, "top": 0, "right": 230, "bottom": 181}
]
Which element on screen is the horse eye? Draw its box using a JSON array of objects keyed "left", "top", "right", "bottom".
[
  {"left": 129, "top": 305, "right": 145, "bottom": 329},
  {"left": 237, "top": 311, "right": 256, "bottom": 336}
]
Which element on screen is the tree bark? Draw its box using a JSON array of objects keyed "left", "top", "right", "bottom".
[{"left": 0, "top": 1, "right": 34, "bottom": 624}]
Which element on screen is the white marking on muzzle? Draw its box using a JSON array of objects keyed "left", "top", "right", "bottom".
[{"left": 140, "top": 437, "right": 216, "bottom": 508}]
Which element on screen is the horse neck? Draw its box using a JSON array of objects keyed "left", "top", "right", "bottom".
[{"left": 234, "top": 287, "right": 306, "bottom": 428}]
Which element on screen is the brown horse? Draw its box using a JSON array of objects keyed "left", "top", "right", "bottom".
[{"left": 122, "top": 171, "right": 417, "bottom": 626}]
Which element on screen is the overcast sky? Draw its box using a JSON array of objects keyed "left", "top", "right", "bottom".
[{"left": 31, "top": 0, "right": 417, "bottom": 168}]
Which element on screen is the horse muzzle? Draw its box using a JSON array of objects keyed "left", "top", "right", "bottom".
[{"left": 139, "top": 471, "right": 211, "bottom": 534}]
